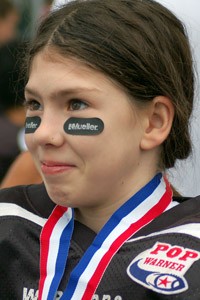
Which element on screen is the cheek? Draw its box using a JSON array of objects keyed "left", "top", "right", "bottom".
[
  {"left": 25, "top": 116, "right": 41, "bottom": 133},
  {"left": 70, "top": 136, "right": 100, "bottom": 159},
  {"left": 62, "top": 117, "right": 105, "bottom": 158},
  {"left": 24, "top": 116, "right": 41, "bottom": 151},
  {"left": 24, "top": 134, "right": 34, "bottom": 152}
]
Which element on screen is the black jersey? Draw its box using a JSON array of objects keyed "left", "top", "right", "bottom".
[{"left": 0, "top": 184, "right": 200, "bottom": 300}]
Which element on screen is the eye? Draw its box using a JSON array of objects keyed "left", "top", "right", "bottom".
[
  {"left": 69, "top": 99, "right": 88, "bottom": 111},
  {"left": 24, "top": 100, "right": 42, "bottom": 111}
]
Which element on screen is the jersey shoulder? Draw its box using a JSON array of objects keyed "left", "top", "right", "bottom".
[
  {"left": 134, "top": 195, "right": 200, "bottom": 238},
  {"left": 123, "top": 196, "right": 200, "bottom": 299},
  {"left": 0, "top": 183, "right": 55, "bottom": 218}
]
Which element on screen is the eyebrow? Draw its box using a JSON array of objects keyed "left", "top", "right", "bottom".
[
  {"left": 24, "top": 87, "right": 39, "bottom": 98},
  {"left": 24, "top": 86, "right": 101, "bottom": 99}
]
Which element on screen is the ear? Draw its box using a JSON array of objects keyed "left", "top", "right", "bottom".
[{"left": 140, "top": 96, "right": 174, "bottom": 150}]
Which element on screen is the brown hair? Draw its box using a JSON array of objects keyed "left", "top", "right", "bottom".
[{"left": 25, "top": 0, "right": 194, "bottom": 169}]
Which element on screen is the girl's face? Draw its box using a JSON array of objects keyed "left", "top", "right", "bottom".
[{"left": 25, "top": 51, "right": 156, "bottom": 210}]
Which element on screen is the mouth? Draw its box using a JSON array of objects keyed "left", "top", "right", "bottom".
[{"left": 41, "top": 161, "right": 76, "bottom": 175}]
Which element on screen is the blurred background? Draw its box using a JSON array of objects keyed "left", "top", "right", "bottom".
[
  {"left": 9, "top": 0, "right": 53, "bottom": 40},
  {"left": 0, "top": 0, "right": 53, "bottom": 186},
  {"left": 0, "top": 0, "right": 200, "bottom": 197},
  {"left": 155, "top": 0, "right": 200, "bottom": 197}
]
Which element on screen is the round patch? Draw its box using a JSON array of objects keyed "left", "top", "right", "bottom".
[
  {"left": 25, "top": 116, "right": 41, "bottom": 134},
  {"left": 64, "top": 117, "right": 104, "bottom": 135}
]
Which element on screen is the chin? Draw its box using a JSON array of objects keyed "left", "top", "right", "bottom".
[{"left": 45, "top": 185, "right": 70, "bottom": 207}]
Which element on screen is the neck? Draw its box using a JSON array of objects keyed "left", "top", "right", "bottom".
[
  {"left": 75, "top": 171, "right": 160, "bottom": 233},
  {"left": 75, "top": 206, "right": 114, "bottom": 233}
]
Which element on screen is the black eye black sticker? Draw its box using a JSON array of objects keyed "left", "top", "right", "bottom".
[
  {"left": 25, "top": 116, "right": 41, "bottom": 134},
  {"left": 64, "top": 117, "right": 104, "bottom": 135}
]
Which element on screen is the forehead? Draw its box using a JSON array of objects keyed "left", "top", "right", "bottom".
[{"left": 26, "top": 51, "right": 128, "bottom": 98}]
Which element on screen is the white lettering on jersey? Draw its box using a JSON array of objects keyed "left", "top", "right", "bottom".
[
  {"left": 92, "top": 295, "right": 123, "bottom": 300},
  {"left": 23, "top": 288, "right": 38, "bottom": 300},
  {"left": 23, "top": 288, "right": 63, "bottom": 300},
  {"left": 22, "top": 288, "right": 122, "bottom": 300}
]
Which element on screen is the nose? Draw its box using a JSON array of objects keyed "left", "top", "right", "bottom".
[{"left": 31, "top": 114, "right": 65, "bottom": 147}]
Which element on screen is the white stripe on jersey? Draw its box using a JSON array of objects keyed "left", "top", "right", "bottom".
[
  {"left": 0, "top": 203, "right": 47, "bottom": 226},
  {"left": 127, "top": 223, "right": 200, "bottom": 243}
]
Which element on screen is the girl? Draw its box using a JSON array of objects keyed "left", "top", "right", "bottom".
[{"left": 0, "top": 0, "right": 200, "bottom": 299}]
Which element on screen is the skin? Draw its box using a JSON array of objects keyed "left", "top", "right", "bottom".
[{"left": 25, "top": 50, "right": 174, "bottom": 232}]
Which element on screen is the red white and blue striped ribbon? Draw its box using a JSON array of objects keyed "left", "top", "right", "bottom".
[
  {"left": 38, "top": 205, "right": 74, "bottom": 300},
  {"left": 38, "top": 173, "right": 172, "bottom": 300}
]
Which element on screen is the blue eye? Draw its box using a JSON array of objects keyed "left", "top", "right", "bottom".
[
  {"left": 24, "top": 100, "right": 42, "bottom": 111},
  {"left": 69, "top": 99, "right": 88, "bottom": 111}
]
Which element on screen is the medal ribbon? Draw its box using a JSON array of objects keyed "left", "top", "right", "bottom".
[
  {"left": 38, "top": 173, "right": 172, "bottom": 300},
  {"left": 38, "top": 205, "right": 74, "bottom": 300}
]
